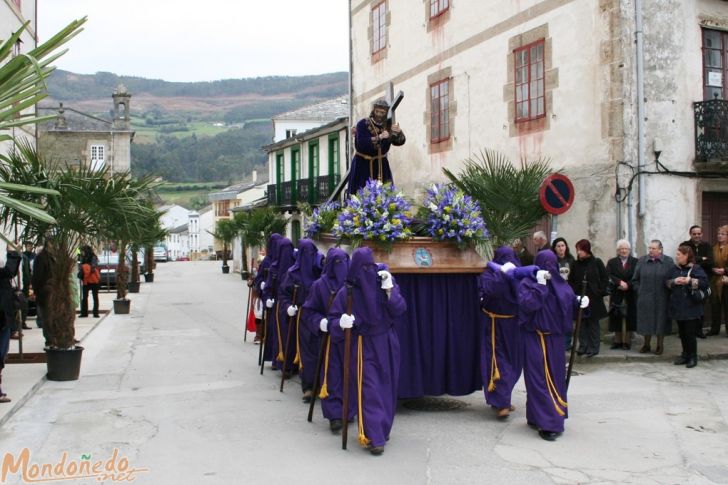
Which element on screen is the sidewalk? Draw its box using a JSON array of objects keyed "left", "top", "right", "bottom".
[{"left": 0, "top": 288, "right": 121, "bottom": 426}]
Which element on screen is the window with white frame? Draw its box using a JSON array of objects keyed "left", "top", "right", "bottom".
[{"left": 90, "top": 144, "right": 105, "bottom": 171}]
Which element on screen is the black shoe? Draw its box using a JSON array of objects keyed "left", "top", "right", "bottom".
[
  {"left": 576, "top": 349, "right": 586, "bottom": 356},
  {"left": 674, "top": 355, "right": 688, "bottom": 365},
  {"left": 22, "top": 323, "right": 31, "bottom": 330},
  {"left": 686, "top": 356, "right": 697, "bottom": 368},
  {"left": 329, "top": 419, "right": 343, "bottom": 433},
  {"left": 622, "top": 343, "right": 631, "bottom": 350},
  {"left": 78, "top": 314, "right": 88, "bottom": 318},
  {"left": 368, "top": 445, "right": 385, "bottom": 455},
  {"left": 93, "top": 314, "right": 100, "bottom": 318},
  {"left": 610, "top": 343, "right": 621, "bottom": 349},
  {"left": 301, "top": 390, "right": 313, "bottom": 403},
  {"left": 707, "top": 330, "right": 719, "bottom": 336},
  {"left": 538, "top": 430, "right": 558, "bottom": 441},
  {"left": 586, "top": 351, "right": 599, "bottom": 358}
]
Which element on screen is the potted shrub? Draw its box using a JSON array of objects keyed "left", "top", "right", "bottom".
[
  {"left": 98, "top": 179, "right": 158, "bottom": 315},
  {"left": 130, "top": 215, "right": 165, "bottom": 291},
  {"left": 0, "top": 147, "right": 147, "bottom": 380},
  {"left": 210, "top": 219, "right": 238, "bottom": 274}
]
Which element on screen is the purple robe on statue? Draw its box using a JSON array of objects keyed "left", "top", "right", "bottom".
[
  {"left": 328, "top": 248, "right": 407, "bottom": 449},
  {"left": 277, "top": 239, "right": 322, "bottom": 387},
  {"left": 346, "top": 116, "right": 406, "bottom": 196},
  {"left": 479, "top": 246, "right": 523, "bottom": 411},
  {"left": 302, "top": 248, "right": 350, "bottom": 421},
  {"left": 518, "top": 250, "right": 576, "bottom": 434},
  {"left": 263, "top": 238, "right": 294, "bottom": 365}
]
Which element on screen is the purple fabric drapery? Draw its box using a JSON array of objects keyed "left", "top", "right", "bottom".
[{"left": 394, "top": 273, "right": 483, "bottom": 399}]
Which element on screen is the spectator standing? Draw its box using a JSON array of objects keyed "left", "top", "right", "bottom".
[
  {"left": 709, "top": 225, "right": 728, "bottom": 336},
  {"left": 533, "top": 231, "right": 550, "bottom": 253},
  {"left": 606, "top": 240, "right": 638, "bottom": 349},
  {"left": 569, "top": 239, "right": 609, "bottom": 357},
  {"left": 0, "top": 244, "right": 22, "bottom": 404},
  {"left": 552, "top": 237, "right": 576, "bottom": 349},
  {"left": 513, "top": 238, "right": 533, "bottom": 267},
  {"left": 666, "top": 245, "right": 709, "bottom": 368},
  {"left": 79, "top": 246, "right": 100, "bottom": 318},
  {"left": 681, "top": 225, "right": 712, "bottom": 338},
  {"left": 631, "top": 240, "right": 674, "bottom": 354}
]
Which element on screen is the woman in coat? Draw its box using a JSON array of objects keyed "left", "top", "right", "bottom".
[
  {"left": 606, "top": 239, "right": 638, "bottom": 350},
  {"left": 631, "top": 239, "right": 674, "bottom": 355},
  {"left": 666, "top": 245, "right": 709, "bottom": 368},
  {"left": 568, "top": 239, "right": 608, "bottom": 357},
  {"left": 709, "top": 225, "right": 728, "bottom": 336}
]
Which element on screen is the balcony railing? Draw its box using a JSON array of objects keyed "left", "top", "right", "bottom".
[
  {"left": 266, "top": 175, "right": 341, "bottom": 209},
  {"left": 694, "top": 99, "right": 728, "bottom": 161}
]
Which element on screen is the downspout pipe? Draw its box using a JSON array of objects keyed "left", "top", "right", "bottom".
[{"left": 634, "top": 0, "right": 646, "bottom": 250}]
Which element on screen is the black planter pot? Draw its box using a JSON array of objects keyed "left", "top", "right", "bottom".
[
  {"left": 45, "top": 346, "right": 84, "bottom": 381},
  {"left": 222, "top": 265, "right": 230, "bottom": 274},
  {"left": 241, "top": 271, "right": 250, "bottom": 281},
  {"left": 113, "top": 299, "right": 131, "bottom": 314},
  {"left": 128, "top": 282, "right": 140, "bottom": 293},
  {"left": 144, "top": 273, "right": 154, "bottom": 283}
]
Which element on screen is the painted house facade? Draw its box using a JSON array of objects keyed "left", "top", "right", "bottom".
[{"left": 350, "top": 0, "right": 728, "bottom": 256}]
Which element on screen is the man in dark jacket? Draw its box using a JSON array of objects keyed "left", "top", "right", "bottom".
[
  {"left": 681, "top": 225, "right": 712, "bottom": 338},
  {"left": 0, "top": 244, "right": 23, "bottom": 403}
]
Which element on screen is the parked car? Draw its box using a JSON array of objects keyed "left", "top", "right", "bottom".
[
  {"left": 153, "top": 246, "right": 169, "bottom": 262},
  {"left": 95, "top": 250, "right": 145, "bottom": 288}
]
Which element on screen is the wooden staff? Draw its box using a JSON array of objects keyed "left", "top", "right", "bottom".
[
  {"left": 342, "top": 284, "right": 353, "bottom": 450},
  {"left": 307, "top": 289, "right": 337, "bottom": 422},
  {"left": 259, "top": 272, "right": 275, "bottom": 375},
  {"left": 566, "top": 274, "right": 589, "bottom": 391},
  {"left": 279, "top": 284, "right": 300, "bottom": 392}
]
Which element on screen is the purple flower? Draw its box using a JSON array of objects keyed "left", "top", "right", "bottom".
[{"left": 422, "top": 183, "right": 488, "bottom": 245}]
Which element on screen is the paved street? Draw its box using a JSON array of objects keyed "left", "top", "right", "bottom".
[{"left": 1, "top": 260, "right": 728, "bottom": 484}]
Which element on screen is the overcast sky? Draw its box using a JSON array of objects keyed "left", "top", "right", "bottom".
[{"left": 37, "top": 0, "right": 349, "bottom": 82}]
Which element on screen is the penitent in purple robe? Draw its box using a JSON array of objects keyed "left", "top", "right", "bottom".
[
  {"left": 301, "top": 248, "right": 350, "bottom": 420},
  {"left": 277, "top": 239, "right": 322, "bottom": 385},
  {"left": 328, "top": 248, "right": 407, "bottom": 448},
  {"left": 479, "top": 246, "right": 523, "bottom": 411},
  {"left": 263, "top": 238, "right": 295, "bottom": 365},
  {"left": 518, "top": 250, "right": 576, "bottom": 434}
]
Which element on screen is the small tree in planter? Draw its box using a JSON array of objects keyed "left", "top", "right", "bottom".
[
  {"left": 210, "top": 218, "right": 238, "bottom": 274},
  {"left": 98, "top": 177, "right": 158, "bottom": 314},
  {"left": 129, "top": 211, "right": 165, "bottom": 291},
  {"left": 0, "top": 145, "right": 149, "bottom": 379}
]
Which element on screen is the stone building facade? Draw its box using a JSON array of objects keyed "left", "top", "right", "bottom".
[
  {"left": 350, "top": 0, "right": 728, "bottom": 257},
  {"left": 38, "top": 85, "right": 134, "bottom": 174}
]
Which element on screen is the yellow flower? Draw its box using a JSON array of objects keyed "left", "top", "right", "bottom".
[
  {"left": 389, "top": 203, "right": 397, "bottom": 211},
  {"left": 444, "top": 206, "right": 452, "bottom": 213}
]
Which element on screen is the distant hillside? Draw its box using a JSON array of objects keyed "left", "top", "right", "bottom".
[{"left": 46, "top": 70, "right": 348, "bottom": 182}]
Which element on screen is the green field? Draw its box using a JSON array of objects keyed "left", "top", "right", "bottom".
[
  {"left": 130, "top": 116, "right": 233, "bottom": 144},
  {"left": 156, "top": 182, "right": 228, "bottom": 210}
]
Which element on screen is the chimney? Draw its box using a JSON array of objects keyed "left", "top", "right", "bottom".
[{"left": 252, "top": 169, "right": 257, "bottom": 184}]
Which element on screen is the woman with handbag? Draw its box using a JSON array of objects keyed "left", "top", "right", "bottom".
[
  {"left": 666, "top": 245, "right": 709, "bottom": 368},
  {"left": 606, "top": 239, "right": 638, "bottom": 350}
]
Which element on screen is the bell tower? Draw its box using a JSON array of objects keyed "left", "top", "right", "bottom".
[{"left": 112, "top": 84, "right": 131, "bottom": 129}]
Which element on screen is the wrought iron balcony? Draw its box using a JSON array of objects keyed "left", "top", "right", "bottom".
[
  {"left": 267, "top": 175, "right": 342, "bottom": 209},
  {"left": 694, "top": 99, "right": 728, "bottom": 162}
]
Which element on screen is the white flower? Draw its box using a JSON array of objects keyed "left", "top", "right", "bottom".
[
  {"left": 428, "top": 202, "right": 438, "bottom": 211},
  {"left": 443, "top": 214, "right": 450, "bottom": 222}
]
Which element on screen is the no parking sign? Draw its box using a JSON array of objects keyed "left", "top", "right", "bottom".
[{"left": 539, "top": 174, "right": 575, "bottom": 215}]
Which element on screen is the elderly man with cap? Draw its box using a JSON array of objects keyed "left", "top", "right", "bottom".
[{"left": 346, "top": 98, "right": 406, "bottom": 196}]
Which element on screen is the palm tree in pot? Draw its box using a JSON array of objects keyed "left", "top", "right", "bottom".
[
  {"left": 211, "top": 218, "right": 238, "bottom": 274},
  {"left": 128, "top": 208, "right": 164, "bottom": 292},
  {"left": 0, "top": 145, "right": 148, "bottom": 379},
  {"left": 98, "top": 175, "right": 158, "bottom": 314}
]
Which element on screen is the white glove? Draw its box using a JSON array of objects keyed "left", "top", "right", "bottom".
[
  {"left": 260, "top": 281, "right": 266, "bottom": 290},
  {"left": 536, "top": 270, "right": 549, "bottom": 286},
  {"left": 578, "top": 296, "right": 590, "bottom": 309},
  {"left": 339, "top": 313, "right": 355, "bottom": 329},
  {"left": 378, "top": 270, "right": 394, "bottom": 290},
  {"left": 287, "top": 305, "right": 298, "bottom": 317},
  {"left": 319, "top": 318, "right": 328, "bottom": 333},
  {"left": 500, "top": 262, "right": 516, "bottom": 274},
  {"left": 266, "top": 298, "right": 275, "bottom": 308}
]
